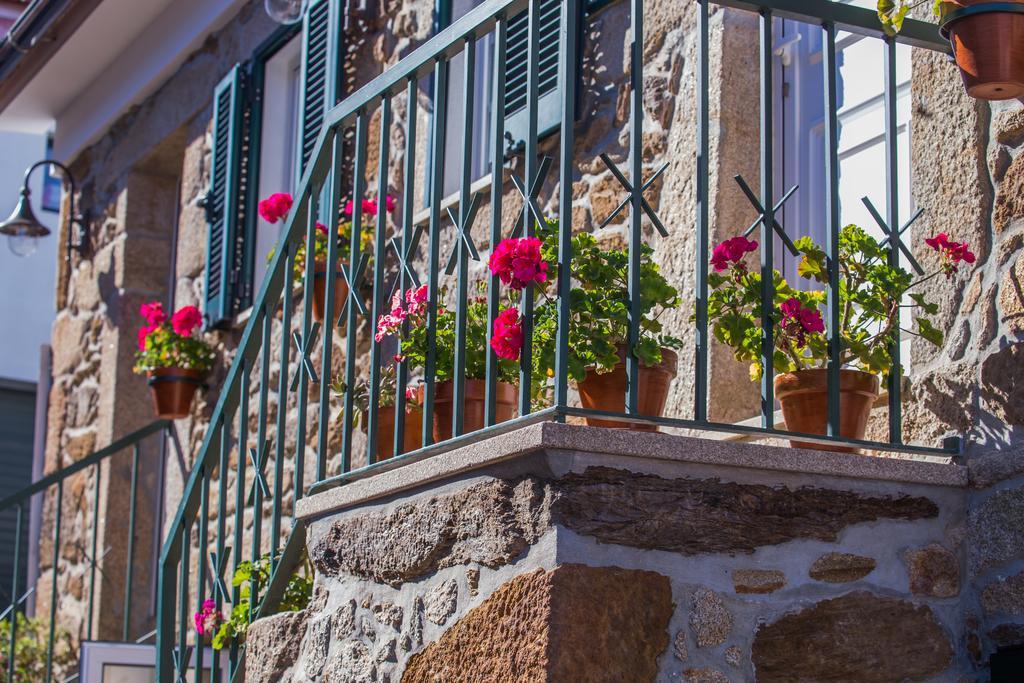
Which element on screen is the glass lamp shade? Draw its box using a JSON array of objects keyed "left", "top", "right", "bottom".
[
  {"left": 0, "top": 191, "right": 50, "bottom": 258},
  {"left": 264, "top": 0, "right": 306, "bottom": 24}
]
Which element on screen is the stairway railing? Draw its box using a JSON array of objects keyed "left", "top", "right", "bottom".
[
  {"left": 154, "top": 1, "right": 957, "bottom": 680},
  {"left": 0, "top": 419, "right": 173, "bottom": 683}
]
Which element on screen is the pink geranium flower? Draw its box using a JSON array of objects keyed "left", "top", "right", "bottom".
[
  {"left": 488, "top": 238, "right": 549, "bottom": 290},
  {"left": 138, "top": 326, "right": 154, "bottom": 351},
  {"left": 491, "top": 308, "right": 524, "bottom": 361},
  {"left": 194, "top": 599, "right": 221, "bottom": 636},
  {"left": 258, "top": 193, "right": 293, "bottom": 224},
  {"left": 711, "top": 236, "right": 759, "bottom": 272},
  {"left": 171, "top": 306, "right": 203, "bottom": 337}
]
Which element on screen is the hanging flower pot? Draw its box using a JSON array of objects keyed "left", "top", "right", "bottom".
[
  {"left": 940, "top": 0, "right": 1024, "bottom": 101},
  {"left": 148, "top": 368, "right": 206, "bottom": 420},
  {"left": 360, "top": 405, "right": 425, "bottom": 461},
  {"left": 576, "top": 345, "right": 678, "bottom": 432},
  {"left": 312, "top": 259, "right": 348, "bottom": 325},
  {"left": 774, "top": 369, "right": 880, "bottom": 454},
  {"left": 433, "top": 379, "right": 518, "bottom": 443},
  {"left": 134, "top": 302, "right": 215, "bottom": 421}
]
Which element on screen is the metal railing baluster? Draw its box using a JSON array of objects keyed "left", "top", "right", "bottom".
[
  {"left": 394, "top": 78, "right": 418, "bottom": 455},
  {"left": 368, "top": 96, "right": 393, "bottom": 461},
  {"left": 485, "top": 14, "right": 507, "bottom": 427},
  {"left": 123, "top": 444, "right": 141, "bottom": 641},
  {"left": 294, "top": 193, "right": 320, "bottom": 500},
  {"left": 452, "top": 38, "right": 477, "bottom": 438},
  {"left": 694, "top": 0, "right": 711, "bottom": 423},
  {"left": 518, "top": 0, "right": 541, "bottom": 417},
  {"left": 175, "top": 521, "right": 191, "bottom": 683},
  {"left": 273, "top": 246, "right": 294, "bottom": 543},
  {"left": 625, "top": 0, "right": 645, "bottom": 415},
  {"left": 193, "top": 467, "right": 209, "bottom": 683},
  {"left": 823, "top": 21, "right": 842, "bottom": 438},
  {"left": 6, "top": 503, "right": 21, "bottom": 683},
  {"left": 341, "top": 113, "right": 369, "bottom": 471},
  {"left": 87, "top": 462, "right": 100, "bottom": 640},
  {"left": 424, "top": 57, "right": 449, "bottom": 447},
  {"left": 318, "top": 131, "right": 343, "bottom": 481},
  {"left": 759, "top": 8, "right": 776, "bottom": 429},
  {"left": 884, "top": 36, "right": 903, "bottom": 446},
  {"left": 44, "top": 479, "right": 61, "bottom": 683}
]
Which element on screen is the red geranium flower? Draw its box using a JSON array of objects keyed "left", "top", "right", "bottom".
[
  {"left": 488, "top": 238, "right": 549, "bottom": 290},
  {"left": 140, "top": 301, "right": 166, "bottom": 326},
  {"left": 926, "top": 232, "right": 975, "bottom": 277},
  {"left": 711, "top": 236, "right": 759, "bottom": 272},
  {"left": 171, "top": 306, "right": 203, "bottom": 337},
  {"left": 258, "top": 193, "right": 293, "bottom": 224},
  {"left": 780, "top": 298, "right": 824, "bottom": 348},
  {"left": 491, "top": 308, "right": 524, "bottom": 361},
  {"left": 137, "top": 326, "right": 155, "bottom": 351}
]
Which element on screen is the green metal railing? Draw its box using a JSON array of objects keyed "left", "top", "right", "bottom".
[
  {"left": 154, "top": 1, "right": 961, "bottom": 680},
  {"left": 0, "top": 420, "right": 173, "bottom": 682}
]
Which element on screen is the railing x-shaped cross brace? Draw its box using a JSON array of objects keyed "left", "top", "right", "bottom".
[
  {"left": 597, "top": 154, "right": 669, "bottom": 237},
  {"left": 247, "top": 439, "right": 272, "bottom": 505},
  {"left": 445, "top": 192, "right": 484, "bottom": 274},
  {"left": 336, "top": 252, "right": 370, "bottom": 322},
  {"left": 508, "top": 156, "right": 553, "bottom": 238},
  {"left": 861, "top": 196, "right": 926, "bottom": 275},
  {"left": 172, "top": 645, "right": 194, "bottom": 683},
  {"left": 208, "top": 549, "right": 232, "bottom": 604},
  {"left": 387, "top": 227, "right": 424, "bottom": 301},
  {"left": 290, "top": 322, "right": 321, "bottom": 391},
  {"left": 734, "top": 174, "right": 800, "bottom": 256}
]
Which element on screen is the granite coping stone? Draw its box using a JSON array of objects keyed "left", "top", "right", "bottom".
[{"left": 296, "top": 422, "right": 967, "bottom": 522}]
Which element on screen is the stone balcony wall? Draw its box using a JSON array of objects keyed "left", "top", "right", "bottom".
[{"left": 241, "top": 423, "right": 989, "bottom": 682}]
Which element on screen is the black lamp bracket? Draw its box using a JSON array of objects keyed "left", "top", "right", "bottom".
[{"left": 23, "top": 159, "right": 90, "bottom": 260}]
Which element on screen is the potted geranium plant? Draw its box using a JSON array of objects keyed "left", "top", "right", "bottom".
[
  {"left": 521, "top": 219, "right": 683, "bottom": 431},
  {"left": 196, "top": 551, "right": 313, "bottom": 651},
  {"left": 375, "top": 284, "right": 520, "bottom": 442},
  {"left": 331, "top": 365, "right": 425, "bottom": 461},
  {"left": 878, "top": 0, "right": 1024, "bottom": 101},
  {"left": 133, "top": 302, "right": 216, "bottom": 419},
  {"left": 260, "top": 192, "right": 390, "bottom": 324},
  {"left": 707, "top": 226, "right": 974, "bottom": 452}
]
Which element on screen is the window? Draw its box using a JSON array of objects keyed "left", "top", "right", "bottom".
[
  {"left": 433, "top": 0, "right": 587, "bottom": 200},
  {"left": 253, "top": 32, "right": 303, "bottom": 291},
  {"left": 203, "top": 0, "right": 343, "bottom": 327}
]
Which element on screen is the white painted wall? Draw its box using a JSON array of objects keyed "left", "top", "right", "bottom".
[{"left": 0, "top": 131, "right": 58, "bottom": 383}]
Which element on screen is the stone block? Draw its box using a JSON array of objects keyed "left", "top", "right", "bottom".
[
  {"left": 690, "top": 588, "right": 731, "bottom": 648},
  {"left": 402, "top": 564, "right": 672, "bottom": 682},
  {"left": 751, "top": 592, "right": 953, "bottom": 682},
  {"left": 904, "top": 544, "right": 960, "bottom": 598},
  {"left": 981, "top": 571, "right": 1024, "bottom": 617},
  {"left": 244, "top": 610, "right": 308, "bottom": 683},
  {"left": 731, "top": 569, "right": 785, "bottom": 594},
  {"left": 970, "top": 485, "right": 1024, "bottom": 575}
]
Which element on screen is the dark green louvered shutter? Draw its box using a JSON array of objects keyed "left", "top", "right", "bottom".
[
  {"left": 203, "top": 65, "right": 249, "bottom": 328},
  {"left": 298, "top": 0, "right": 342, "bottom": 178},
  {"left": 503, "top": 0, "right": 567, "bottom": 147}
]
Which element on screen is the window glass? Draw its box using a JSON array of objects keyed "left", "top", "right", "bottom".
[{"left": 254, "top": 33, "right": 303, "bottom": 290}]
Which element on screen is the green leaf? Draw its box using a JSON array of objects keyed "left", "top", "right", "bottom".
[
  {"left": 909, "top": 292, "right": 939, "bottom": 315},
  {"left": 916, "top": 317, "right": 944, "bottom": 346}
]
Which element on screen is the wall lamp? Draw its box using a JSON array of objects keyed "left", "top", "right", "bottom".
[{"left": 0, "top": 160, "right": 89, "bottom": 259}]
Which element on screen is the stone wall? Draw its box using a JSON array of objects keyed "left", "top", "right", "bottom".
[{"left": 247, "top": 423, "right": 976, "bottom": 681}]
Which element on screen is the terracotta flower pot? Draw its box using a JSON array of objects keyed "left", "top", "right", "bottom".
[
  {"left": 147, "top": 368, "right": 204, "bottom": 420},
  {"left": 432, "top": 379, "right": 518, "bottom": 443},
  {"left": 576, "top": 346, "right": 679, "bottom": 432},
  {"left": 360, "top": 405, "right": 425, "bottom": 462},
  {"left": 774, "top": 369, "right": 880, "bottom": 454},
  {"left": 312, "top": 260, "right": 348, "bottom": 325},
  {"left": 941, "top": 0, "right": 1024, "bottom": 100}
]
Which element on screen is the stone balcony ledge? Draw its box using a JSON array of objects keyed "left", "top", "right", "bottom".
[{"left": 295, "top": 421, "right": 967, "bottom": 522}]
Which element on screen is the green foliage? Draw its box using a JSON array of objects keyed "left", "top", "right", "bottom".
[
  {"left": 396, "top": 284, "right": 520, "bottom": 386},
  {"left": 210, "top": 552, "right": 314, "bottom": 651},
  {"left": 877, "top": 0, "right": 944, "bottom": 35},
  {"left": 707, "top": 224, "right": 944, "bottom": 380},
  {"left": 270, "top": 219, "right": 376, "bottom": 286},
  {"left": 530, "top": 219, "right": 684, "bottom": 385},
  {"left": 133, "top": 324, "right": 216, "bottom": 374},
  {"left": 0, "top": 614, "right": 76, "bottom": 682}
]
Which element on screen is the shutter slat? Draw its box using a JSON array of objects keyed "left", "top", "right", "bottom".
[
  {"left": 298, "top": 0, "right": 339, "bottom": 175},
  {"left": 203, "top": 65, "right": 248, "bottom": 327},
  {"left": 502, "top": 0, "right": 563, "bottom": 120}
]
